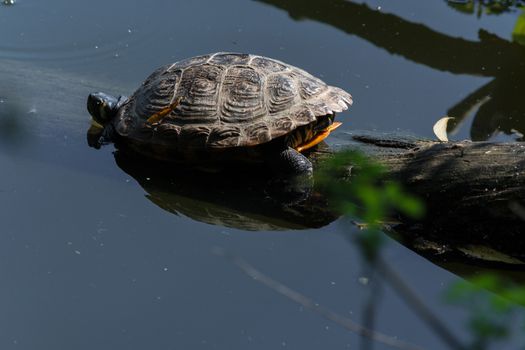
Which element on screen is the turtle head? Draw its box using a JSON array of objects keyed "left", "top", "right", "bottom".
[{"left": 87, "top": 92, "right": 122, "bottom": 125}]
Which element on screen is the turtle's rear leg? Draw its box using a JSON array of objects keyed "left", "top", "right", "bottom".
[
  {"left": 265, "top": 147, "right": 314, "bottom": 201},
  {"left": 271, "top": 147, "right": 313, "bottom": 175}
]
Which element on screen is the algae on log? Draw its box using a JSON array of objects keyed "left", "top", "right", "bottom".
[{"left": 311, "top": 132, "right": 525, "bottom": 262}]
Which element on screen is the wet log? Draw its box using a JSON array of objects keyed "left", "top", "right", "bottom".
[{"left": 309, "top": 132, "right": 525, "bottom": 263}]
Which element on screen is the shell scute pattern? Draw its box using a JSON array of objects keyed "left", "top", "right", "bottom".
[
  {"left": 307, "top": 100, "right": 334, "bottom": 117},
  {"left": 209, "top": 52, "right": 251, "bottom": 65},
  {"left": 250, "top": 56, "right": 289, "bottom": 73},
  {"left": 123, "top": 53, "right": 352, "bottom": 150},
  {"left": 330, "top": 87, "right": 354, "bottom": 109},
  {"left": 324, "top": 90, "right": 351, "bottom": 113},
  {"left": 179, "top": 125, "right": 211, "bottom": 149},
  {"left": 131, "top": 69, "right": 179, "bottom": 122},
  {"left": 156, "top": 123, "right": 181, "bottom": 141},
  {"left": 271, "top": 116, "right": 295, "bottom": 133},
  {"left": 245, "top": 122, "right": 272, "bottom": 145},
  {"left": 291, "top": 106, "right": 317, "bottom": 124},
  {"left": 174, "top": 64, "right": 224, "bottom": 122},
  {"left": 171, "top": 54, "right": 211, "bottom": 70},
  {"left": 266, "top": 74, "right": 298, "bottom": 114},
  {"left": 219, "top": 66, "right": 266, "bottom": 124},
  {"left": 297, "top": 74, "right": 327, "bottom": 100},
  {"left": 208, "top": 126, "right": 243, "bottom": 148}
]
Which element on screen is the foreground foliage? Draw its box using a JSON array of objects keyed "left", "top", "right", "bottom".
[{"left": 318, "top": 150, "right": 525, "bottom": 349}]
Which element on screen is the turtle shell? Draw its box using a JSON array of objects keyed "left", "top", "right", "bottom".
[{"left": 114, "top": 52, "right": 352, "bottom": 154}]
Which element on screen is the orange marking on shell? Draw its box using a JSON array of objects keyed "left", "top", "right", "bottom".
[
  {"left": 295, "top": 122, "right": 342, "bottom": 152},
  {"left": 146, "top": 97, "right": 182, "bottom": 124}
]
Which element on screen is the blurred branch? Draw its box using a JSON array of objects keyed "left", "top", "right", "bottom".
[
  {"left": 377, "top": 257, "right": 467, "bottom": 350},
  {"left": 213, "top": 247, "right": 424, "bottom": 350}
]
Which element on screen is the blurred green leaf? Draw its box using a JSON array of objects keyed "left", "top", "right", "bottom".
[
  {"left": 513, "top": 9, "right": 525, "bottom": 45},
  {"left": 445, "top": 273, "right": 525, "bottom": 349},
  {"left": 316, "top": 150, "right": 424, "bottom": 261},
  {"left": 317, "top": 150, "right": 424, "bottom": 223}
]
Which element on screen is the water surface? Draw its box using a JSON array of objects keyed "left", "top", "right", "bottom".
[{"left": 0, "top": 0, "right": 524, "bottom": 349}]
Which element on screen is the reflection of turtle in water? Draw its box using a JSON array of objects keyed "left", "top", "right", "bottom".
[
  {"left": 87, "top": 52, "right": 352, "bottom": 175},
  {"left": 114, "top": 151, "right": 338, "bottom": 231}
]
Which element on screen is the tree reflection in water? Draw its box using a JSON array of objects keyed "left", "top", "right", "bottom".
[
  {"left": 447, "top": 0, "right": 524, "bottom": 17},
  {"left": 257, "top": 0, "right": 525, "bottom": 141}
]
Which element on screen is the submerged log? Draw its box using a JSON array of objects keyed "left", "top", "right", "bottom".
[{"left": 309, "top": 132, "right": 525, "bottom": 263}]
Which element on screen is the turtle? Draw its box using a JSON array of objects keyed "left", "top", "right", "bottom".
[{"left": 87, "top": 52, "right": 352, "bottom": 175}]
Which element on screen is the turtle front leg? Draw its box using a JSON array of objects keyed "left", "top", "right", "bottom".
[{"left": 271, "top": 147, "right": 313, "bottom": 176}]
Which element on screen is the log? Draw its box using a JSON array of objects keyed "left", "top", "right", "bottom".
[
  {"left": 309, "top": 132, "right": 525, "bottom": 264},
  {"left": 2, "top": 58, "right": 524, "bottom": 263}
]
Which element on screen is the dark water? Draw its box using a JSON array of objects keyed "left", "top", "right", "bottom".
[{"left": 0, "top": 0, "right": 524, "bottom": 349}]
